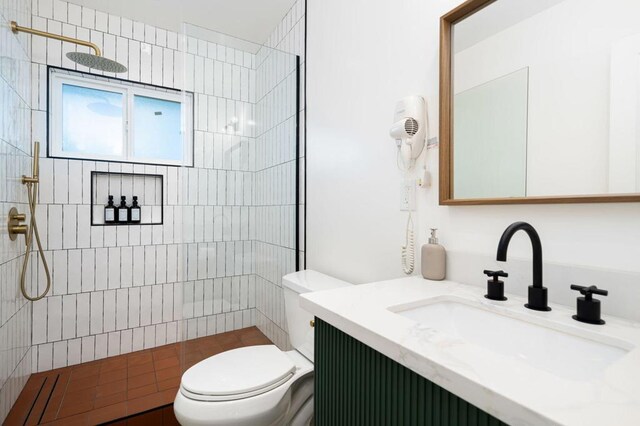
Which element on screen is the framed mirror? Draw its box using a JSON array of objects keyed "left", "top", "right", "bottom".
[{"left": 439, "top": 0, "right": 640, "bottom": 205}]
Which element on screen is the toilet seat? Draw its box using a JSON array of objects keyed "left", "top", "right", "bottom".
[{"left": 180, "top": 345, "right": 297, "bottom": 402}]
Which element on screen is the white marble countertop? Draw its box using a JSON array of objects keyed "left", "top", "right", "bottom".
[{"left": 300, "top": 277, "right": 640, "bottom": 426}]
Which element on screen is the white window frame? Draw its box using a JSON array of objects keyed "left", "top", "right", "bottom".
[{"left": 49, "top": 69, "right": 193, "bottom": 166}]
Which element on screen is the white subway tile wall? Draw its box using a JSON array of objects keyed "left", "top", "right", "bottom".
[
  {"left": 0, "top": 0, "right": 34, "bottom": 422},
  {"left": 254, "top": 0, "right": 306, "bottom": 348},
  {"left": 28, "top": 0, "right": 305, "bottom": 372}
]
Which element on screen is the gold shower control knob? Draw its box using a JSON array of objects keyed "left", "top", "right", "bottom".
[
  {"left": 8, "top": 207, "right": 28, "bottom": 241},
  {"left": 309, "top": 320, "right": 315, "bottom": 327}
]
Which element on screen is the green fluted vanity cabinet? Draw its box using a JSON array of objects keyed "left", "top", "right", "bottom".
[{"left": 314, "top": 318, "right": 508, "bottom": 426}]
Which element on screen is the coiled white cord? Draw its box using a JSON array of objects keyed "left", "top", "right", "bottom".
[{"left": 401, "top": 212, "right": 415, "bottom": 275}]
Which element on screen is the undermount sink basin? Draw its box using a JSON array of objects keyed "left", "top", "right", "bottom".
[{"left": 392, "top": 298, "right": 630, "bottom": 380}]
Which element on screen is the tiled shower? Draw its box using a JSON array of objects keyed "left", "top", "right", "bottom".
[{"left": 0, "top": 0, "right": 305, "bottom": 422}]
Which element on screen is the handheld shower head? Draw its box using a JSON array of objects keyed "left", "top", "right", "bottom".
[
  {"left": 33, "top": 141, "right": 39, "bottom": 180},
  {"left": 22, "top": 142, "right": 40, "bottom": 184}
]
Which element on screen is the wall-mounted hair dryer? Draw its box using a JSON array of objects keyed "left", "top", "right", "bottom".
[{"left": 390, "top": 96, "right": 427, "bottom": 169}]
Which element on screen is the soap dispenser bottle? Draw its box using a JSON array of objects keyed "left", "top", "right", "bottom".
[
  {"left": 129, "top": 196, "right": 141, "bottom": 223},
  {"left": 421, "top": 228, "right": 446, "bottom": 281},
  {"left": 104, "top": 195, "right": 116, "bottom": 224},
  {"left": 117, "top": 196, "right": 129, "bottom": 223}
]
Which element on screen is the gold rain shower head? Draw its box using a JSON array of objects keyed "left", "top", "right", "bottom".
[{"left": 11, "top": 21, "right": 127, "bottom": 73}]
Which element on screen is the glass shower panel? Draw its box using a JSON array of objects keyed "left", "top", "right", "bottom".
[{"left": 177, "top": 23, "right": 300, "bottom": 374}]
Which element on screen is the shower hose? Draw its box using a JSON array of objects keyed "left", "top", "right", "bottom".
[{"left": 20, "top": 179, "right": 51, "bottom": 301}]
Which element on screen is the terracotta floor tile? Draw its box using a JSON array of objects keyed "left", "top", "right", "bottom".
[
  {"left": 101, "top": 355, "right": 128, "bottom": 372},
  {"left": 160, "top": 389, "right": 179, "bottom": 405},
  {"left": 220, "top": 340, "right": 245, "bottom": 352},
  {"left": 57, "top": 388, "right": 96, "bottom": 418},
  {"left": 4, "top": 375, "right": 46, "bottom": 425},
  {"left": 215, "top": 331, "right": 241, "bottom": 345},
  {"left": 10, "top": 327, "right": 274, "bottom": 426},
  {"left": 237, "top": 327, "right": 264, "bottom": 341},
  {"left": 128, "top": 361, "right": 155, "bottom": 378},
  {"left": 23, "top": 373, "right": 48, "bottom": 391},
  {"left": 70, "top": 362, "right": 102, "bottom": 380},
  {"left": 99, "top": 367, "right": 128, "bottom": 385},
  {"left": 86, "top": 401, "right": 127, "bottom": 425},
  {"left": 94, "top": 390, "right": 127, "bottom": 409},
  {"left": 180, "top": 341, "right": 202, "bottom": 356},
  {"left": 157, "top": 376, "right": 180, "bottom": 392},
  {"left": 128, "top": 352, "right": 153, "bottom": 367},
  {"left": 24, "top": 374, "right": 58, "bottom": 425},
  {"left": 181, "top": 351, "right": 206, "bottom": 368},
  {"left": 96, "top": 379, "right": 127, "bottom": 398},
  {"left": 127, "top": 383, "right": 158, "bottom": 399},
  {"left": 240, "top": 336, "right": 272, "bottom": 346},
  {"left": 192, "top": 338, "right": 218, "bottom": 351},
  {"left": 41, "top": 412, "right": 89, "bottom": 425},
  {"left": 66, "top": 373, "right": 100, "bottom": 392},
  {"left": 154, "top": 356, "right": 179, "bottom": 371},
  {"left": 127, "top": 372, "right": 156, "bottom": 390},
  {"left": 199, "top": 345, "right": 225, "bottom": 358},
  {"left": 155, "top": 366, "right": 181, "bottom": 383},
  {"left": 127, "top": 392, "right": 167, "bottom": 416},
  {"left": 152, "top": 346, "right": 178, "bottom": 362},
  {"left": 40, "top": 370, "right": 72, "bottom": 423}
]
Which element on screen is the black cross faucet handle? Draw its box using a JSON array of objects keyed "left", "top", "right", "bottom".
[
  {"left": 570, "top": 285, "right": 608, "bottom": 301},
  {"left": 483, "top": 270, "right": 508, "bottom": 282}
]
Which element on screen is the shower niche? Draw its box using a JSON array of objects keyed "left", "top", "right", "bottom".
[{"left": 90, "top": 171, "right": 164, "bottom": 226}]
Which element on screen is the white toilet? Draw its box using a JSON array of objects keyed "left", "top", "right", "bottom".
[{"left": 173, "top": 270, "right": 351, "bottom": 426}]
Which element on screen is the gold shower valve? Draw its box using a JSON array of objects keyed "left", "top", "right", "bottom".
[{"left": 8, "top": 207, "right": 28, "bottom": 241}]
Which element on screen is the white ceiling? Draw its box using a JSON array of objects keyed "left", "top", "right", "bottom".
[{"left": 65, "top": 0, "right": 297, "bottom": 45}]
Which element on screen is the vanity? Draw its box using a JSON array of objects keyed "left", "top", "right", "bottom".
[
  {"left": 301, "top": 278, "right": 640, "bottom": 425},
  {"left": 299, "top": 0, "right": 640, "bottom": 422}
]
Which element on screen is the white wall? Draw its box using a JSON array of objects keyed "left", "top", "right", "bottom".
[{"left": 306, "top": 0, "right": 640, "bottom": 316}]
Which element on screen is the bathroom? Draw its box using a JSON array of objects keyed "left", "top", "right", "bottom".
[{"left": 1, "top": 0, "right": 639, "bottom": 424}]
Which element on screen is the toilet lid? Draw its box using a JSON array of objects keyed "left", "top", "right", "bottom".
[{"left": 181, "top": 345, "right": 296, "bottom": 398}]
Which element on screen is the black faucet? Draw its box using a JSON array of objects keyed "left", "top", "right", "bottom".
[{"left": 496, "top": 222, "right": 551, "bottom": 311}]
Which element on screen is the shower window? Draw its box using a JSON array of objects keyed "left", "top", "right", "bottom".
[{"left": 49, "top": 68, "right": 193, "bottom": 166}]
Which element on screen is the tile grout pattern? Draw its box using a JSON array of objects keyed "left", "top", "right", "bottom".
[
  {"left": 254, "top": 0, "right": 307, "bottom": 348},
  {"left": 29, "top": 0, "right": 302, "bottom": 376},
  {"left": 0, "top": 0, "right": 35, "bottom": 421},
  {"left": 6, "top": 326, "right": 271, "bottom": 425}
]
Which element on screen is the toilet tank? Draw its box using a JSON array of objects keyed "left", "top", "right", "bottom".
[{"left": 283, "top": 270, "right": 351, "bottom": 362}]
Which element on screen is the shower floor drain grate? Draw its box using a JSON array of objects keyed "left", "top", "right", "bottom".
[{"left": 5, "top": 371, "right": 66, "bottom": 425}]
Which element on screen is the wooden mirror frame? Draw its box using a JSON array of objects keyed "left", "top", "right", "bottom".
[{"left": 439, "top": 0, "right": 640, "bottom": 205}]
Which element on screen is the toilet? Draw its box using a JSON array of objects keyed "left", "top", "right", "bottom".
[{"left": 173, "top": 270, "right": 351, "bottom": 426}]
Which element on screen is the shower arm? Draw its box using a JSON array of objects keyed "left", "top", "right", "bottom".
[{"left": 11, "top": 20, "right": 102, "bottom": 56}]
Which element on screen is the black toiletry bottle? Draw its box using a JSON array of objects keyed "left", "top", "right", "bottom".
[
  {"left": 130, "top": 196, "right": 141, "bottom": 223},
  {"left": 105, "top": 195, "right": 116, "bottom": 223},
  {"left": 117, "top": 196, "right": 129, "bottom": 223}
]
